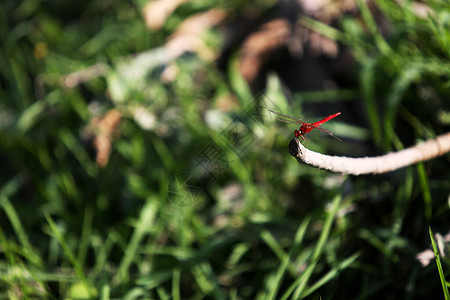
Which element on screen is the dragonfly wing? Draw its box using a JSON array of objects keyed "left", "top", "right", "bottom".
[
  {"left": 276, "top": 118, "right": 304, "bottom": 125},
  {"left": 316, "top": 126, "right": 342, "bottom": 141},
  {"left": 268, "top": 109, "right": 303, "bottom": 124}
]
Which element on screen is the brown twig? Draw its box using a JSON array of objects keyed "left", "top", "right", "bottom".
[{"left": 289, "top": 132, "right": 450, "bottom": 175}]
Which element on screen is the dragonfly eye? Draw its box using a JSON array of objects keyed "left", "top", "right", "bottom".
[{"left": 294, "top": 130, "right": 301, "bottom": 137}]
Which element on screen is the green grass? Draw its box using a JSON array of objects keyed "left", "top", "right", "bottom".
[
  {"left": 429, "top": 227, "right": 450, "bottom": 300},
  {"left": 1, "top": 0, "right": 450, "bottom": 298}
]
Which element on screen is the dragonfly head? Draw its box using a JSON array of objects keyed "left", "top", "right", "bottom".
[{"left": 294, "top": 129, "right": 302, "bottom": 137}]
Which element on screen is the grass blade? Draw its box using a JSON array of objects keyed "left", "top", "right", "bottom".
[
  {"left": 281, "top": 195, "right": 343, "bottom": 299},
  {"left": 45, "top": 214, "right": 97, "bottom": 297},
  {"left": 301, "top": 252, "right": 361, "bottom": 298},
  {"left": 116, "top": 200, "right": 159, "bottom": 282},
  {"left": 429, "top": 227, "right": 450, "bottom": 300},
  {"left": 265, "top": 217, "right": 311, "bottom": 300}
]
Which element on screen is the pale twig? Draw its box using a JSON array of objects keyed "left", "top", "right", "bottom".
[
  {"left": 289, "top": 132, "right": 450, "bottom": 175},
  {"left": 58, "top": 9, "right": 226, "bottom": 92},
  {"left": 61, "top": 63, "right": 110, "bottom": 88}
]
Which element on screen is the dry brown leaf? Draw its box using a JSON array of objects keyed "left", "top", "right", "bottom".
[
  {"left": 239, "top": 19, "right": 292, "bottom": 83},
  {"left": 91, "top": 109, "right": 122, "bottom": 167},
  {"left": 293, "top": 0, "right": 357, "bottom": 58},
  {"left": 302, "top": 27, "right": 339, "bottom": 57},
  {"left": 297, "top": 0, "right": 357, "bottom": 21},
  {"left": 143, "top": 0, "right": 189, "bottom": 30},
  {"left": 394, "top": 0, "right": 435, "bottom": 18},
  {"left": 216, "top": 94, "right": 239, "bottom": 111},
  {"left": 171, "top": 9, "right": 226, "bottom": 37},
  {"left": 411, "top": 2, "right": 434, "bottom": 18},
  {"left": 296, "top": 0, "right": 434, "bottom": 58},
  {"left": 166, "top": 9, "right": 227, "bottom": 61},
  {"left": 160, "top": 63, "right": 179, "bottom": 83}
]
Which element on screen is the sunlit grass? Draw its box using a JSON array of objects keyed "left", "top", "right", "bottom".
[{"left": 0, "top": 0, "right": 449, "bottom": 298}]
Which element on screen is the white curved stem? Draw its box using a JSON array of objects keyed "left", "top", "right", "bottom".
[{"left": 289, "top": 132, "right": 450, "bottom": 175}]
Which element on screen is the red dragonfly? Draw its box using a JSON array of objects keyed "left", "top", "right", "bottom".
[{"left": 269, "top": 109, "right": 342, "bottom": 144}]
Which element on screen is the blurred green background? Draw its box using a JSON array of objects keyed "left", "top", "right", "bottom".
[{"left": 1, "top": 0, "right": 450, "bottom": 299}]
